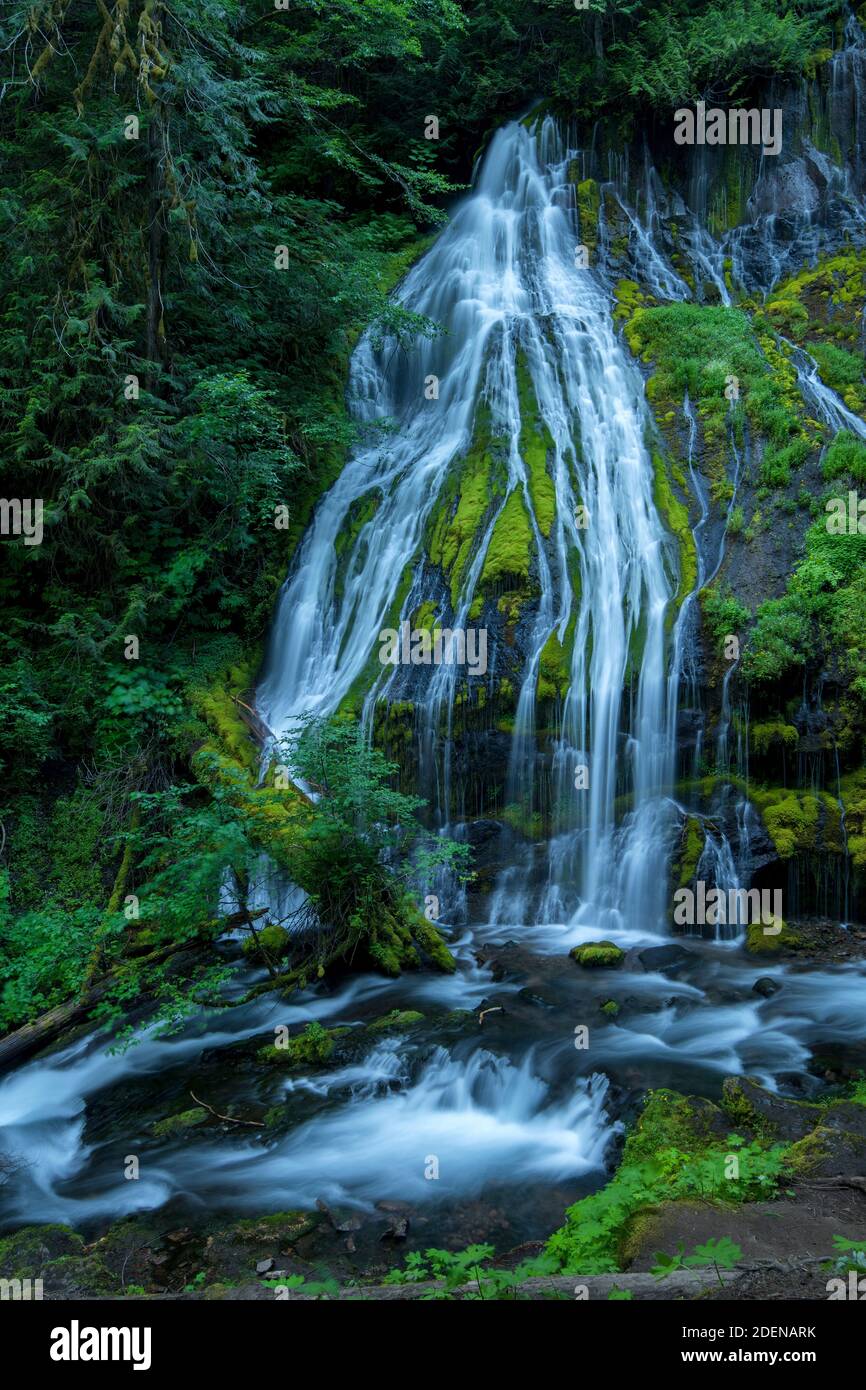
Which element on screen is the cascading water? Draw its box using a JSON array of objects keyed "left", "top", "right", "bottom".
[{"left": 258, "top": 118, "right": 682, "bottom": 948}]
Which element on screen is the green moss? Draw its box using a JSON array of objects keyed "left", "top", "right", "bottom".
[
  {"left": 516, "top": 354, "right": 557, "bottom": 537},
  {"left": 614, "top": 278, "right": 649, "bottom": 327},
  {"left": 574, "top": 176, "right": 601, "bottom": 257},
  {"left": 600, "top": 999, "right": 620, "bottom": 1017},
  {"left": 758, "top": 790, "right": 836, "bottom": 859},
  {"left": 44, "top": 1252, "right": 117, "bottom": 1297},
  {"left": 720, "top": 1078, "right": 777, "bottom": 1140},
  {"left": 242, "top": 923, "right": 291, "bottom": 959},
  {"left": 676, "top": 772, "right": 849, "bottom": 871},
  {"left": 536, "top": 619, "right": 574, "bottom": 703},
  {"left": 0, "top": 1225, "right": 84, "bottom": 1279},
  {"left": 366, "top": 1008, "right": 425, "bottom": 1031},
  {"left": 152, "top": 1107, "right": 208, "bottom": 1139},
  {"left": 569, "top": 940, "right": 625, "bottom": 968},
  {"left": 758, "top": 250, "right": 866, "bottom": 348},
  {"left": 785, "top": 1127, "right": 831, "bottom": 1175},
  {"left": 675, "top": 816, "right": 703, "bottom": 887},
  {"left": 227, "top": 1211, "right": 321, "bottom": 1242},
  {"left": 334, "top": 491, "right": 381, "bottom": 568},
  {"left": 480, "top": 486, "right": 534, "bottom": 589},
  {"left": 189, "top": 656, "right": 261, "bottom": 774},
  {"left": 744, "top": 920, "right": 801, "bottom": 955},
  {"left": 412, "top": 914, "right": 457, "bottom": 973},
  {"left": 428, "top": 422, "right": 495, "bottom": 608},
  {"left": 500, "top": 801, "right": 546, "bottom": 839},
  {"left": 257, "top": 1020, "right": 340, "bottom": 1066},
  {"left": 750, "top": 721, "right": 799, "bottom": 756},
  {"left": 652, "top": 452, "right": 697, "bottom": 608},
  {"left": 624, "top": 1090, "right": 721, "bottom": 1163},
  {"left": 546, "top": 1087, "right": 789, "bottom": 1274},
  {"left": 627, "top": 303, "right": 807, "bottom": 492},
  {"left": 838, "top": 768, "right": 866, "bottom": 869}
]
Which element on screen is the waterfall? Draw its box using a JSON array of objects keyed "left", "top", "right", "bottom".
[
  {"left": 789, "top": 340, "right": 866, "bottom": 441},
  {"left": 258, "top": 118, "right": 681, "bottom": 948}
]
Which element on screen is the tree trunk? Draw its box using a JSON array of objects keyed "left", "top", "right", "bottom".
[{"left": 145, "top": 109, "right": 167, "bottom": 388}]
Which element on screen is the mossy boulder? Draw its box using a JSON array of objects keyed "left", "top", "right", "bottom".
[
  {"left": 786, "top": 1127, "right": 866, "bottom": 1178},
  {"left": 744, "top": 920, "right": 802, "bottom": 955},
  {"left": 257, "top": 1020, "right": 345, "bottom": 1067},
  {"left": 569, "top": 941, "right": 625, "bottom": 968},
  {"left": 366, "top": 1009, "right": 425, "bottom": 1032},
  {"left": 242, "top": 923, "right": 292, "bottom": 959},
  {"left": 625, "top": 1089, "right": 731, "bottom": 1162}
]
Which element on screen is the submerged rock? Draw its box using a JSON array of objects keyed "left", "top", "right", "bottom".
[{"left": 752, "top": 976, "right": 782, "bottom": 997}]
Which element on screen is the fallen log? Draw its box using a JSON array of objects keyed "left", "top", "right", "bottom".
[{"left": 0, "top": 941, "right": 203, "bottom": 1073}]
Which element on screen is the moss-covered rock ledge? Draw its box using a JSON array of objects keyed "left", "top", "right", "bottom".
[{"left": 546, "top": 1076, "right": 866, "bottom": 1275}]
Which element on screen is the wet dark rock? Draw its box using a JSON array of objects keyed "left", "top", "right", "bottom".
[
  {"left": 256, "top": 1257, "right": 274, "bottom": 1274},
  {"left": 380, "top": 1217, "right": 410, "bottom": 1241},
  {"left": 722, "top": 1075, "right": 866, "bottom": 1164},
  {"left": 427, "top": 1008, "right": 478, "bottom": 1041},
  {"left": 316, "top": 1198, "right": 364, "bottom": 1234},
  {"left": 637, "top": 944, "right": 693, "bottom": 974},
  {"left": 165, "top": 1227, "right": 193, "bottom": 1245},
  {"left": 517, "top": 987, "right": 555, "bottom": 1008},
  {"left": 465, "top": 819, "right": 504, "bottom": 848},
  {"left": 753, "top": 976, "right": 782, "bottom": 997},
  {"left": 474, "top": 951, "right": 506, "bottom": 981}
]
